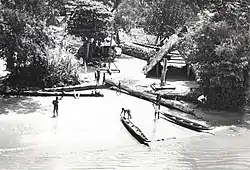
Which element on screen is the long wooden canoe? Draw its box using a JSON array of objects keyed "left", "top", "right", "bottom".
[
  {"left": 120, "top": 116, "right": 149, "bottom": 146},
  {"left": 161, "top": 112, "right": 211, "bottom": 132},
  {"left": 0, "top": 91, "right": 104, "bottom": 97}
]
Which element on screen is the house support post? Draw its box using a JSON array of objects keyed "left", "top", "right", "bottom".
[{"left": 160, "top": 58, "right": 168, "bottom": 86}]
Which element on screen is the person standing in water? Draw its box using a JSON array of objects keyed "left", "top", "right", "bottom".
[
  {"left": 52, "top": 95, "right": 63, "bottom": 117},
  {"left": 154, "top": 94, "right": 161, "bottom": 120}
]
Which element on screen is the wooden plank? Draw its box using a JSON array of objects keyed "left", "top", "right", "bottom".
[
  {"left": 168, "top": 60, "right": 186, "bottom": 64},
  {"left": 143, "top": 34, "right": 182, "bottom": 75}
]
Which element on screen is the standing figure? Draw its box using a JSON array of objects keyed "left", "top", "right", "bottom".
[
  {"left": 127, "top": 109, "right": 132, "bottom": 119},
  {"left": 121, "top": 108, "right": 132, "bottom": 119},
  {"left": 52, "top": 96, "right": 63, "bottom": 117},
  {"left": 102, "top": 73, "right": 106, "bottom": 85},
  {"left": 155, "top": 94, "right": 161, "bottom": 120},
  {"left": 96, "top": 70, "right": 100, "bottom": 85},
  {"left": 94, "top": 71, "right": 97, "bottom": 81},
  {"left": 116, "top": 81, "right": 121, "bottom": 95}
]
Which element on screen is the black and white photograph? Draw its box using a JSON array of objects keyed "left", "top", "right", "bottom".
[{"left": 0, "top": 0, "right": 249, "bottom": 169}]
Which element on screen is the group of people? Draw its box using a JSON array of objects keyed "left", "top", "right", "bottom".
[
  {"left": 120, "top": 94, "right": 161, "bottom": 121},
  {"left": 121, "top": 108, "right": 132, "bottom": 119}
]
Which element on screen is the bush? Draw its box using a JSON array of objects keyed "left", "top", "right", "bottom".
[
  {"left": 44, "top": 56, "right": 81, "bottom": 88},
  {"left": 5, "top": 55, "right": 81, "bottom": 90},
  {"left": 179, "top": 2, "right": 250, "bottom": 110}
]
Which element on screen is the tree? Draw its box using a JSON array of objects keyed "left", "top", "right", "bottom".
[
  {"left": 0, "top": 0, "right": 51, "bottom": 71},
  {"left": 67, "top": 1, "right": 113, "bottom": 40},
  {"left": 113, "top": 0, "right": 195, "bottom": 44},
  {"left": 0, "top": 0, "right": 74, "bottom": 88},
  {"left": 180, "top": 0, "right": 250, "bottom": 110},
  {"left": 143, "top": 0, "right": 194, "bottom": 44},
  {"left": 113, "top": 0, "right": 148, "bottom": 33},
  {"left": 67, "top": 0, "right": 113, "bottom": 62}
]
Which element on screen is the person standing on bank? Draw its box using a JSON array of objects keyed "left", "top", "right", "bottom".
[
  {"left": 102, "top": 73, "right": 106, "bottom": 85},
  {"left": 95, "top": 70, "right": 100, "bottom": 85},
  {"left": 154, "top": 94, "right": 161, "bottom": 120},
  {"left": 52, "top": 95, "right": 63, "bottom": 117}
]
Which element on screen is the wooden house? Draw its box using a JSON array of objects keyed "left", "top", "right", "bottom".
[
  {"left": 143, "top": 33, "right": 195, "bottom": 85},
  {"left": 146, "top": 50, "right": 195, "bottom": 81}
]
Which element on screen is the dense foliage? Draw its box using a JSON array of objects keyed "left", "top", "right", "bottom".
[
  {"left": 180, "top": 0, "right": 250, "bottom": 110},
  {"left": 67, "top": 0, "right": 113, "bottom": 41},
  {"left": 114, "top": 0, "right": 195, "bottom": 44},
  {"left": 114, "top": 0, "right": 147, "bottom": 33},
  {"left": 143, "top": 0, "right": 194, "bottom": 42},
  {"left": 0, "top": 0, "right": 81, "bottom": 89}
]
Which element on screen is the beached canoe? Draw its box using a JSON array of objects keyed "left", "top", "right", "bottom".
[
  {"left": 161, "top": 112, "right": 211, "bottom": 132},
  {"left": 120, "top": 116, "right": 149, "bottom": 146}
]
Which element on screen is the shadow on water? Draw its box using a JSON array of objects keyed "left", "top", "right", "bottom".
[
  {"left": 195, "top": 105, "right": 250, "bottom": 130},
  {"left": 0, "top": 96, "right": 41, "bottom": 115}
]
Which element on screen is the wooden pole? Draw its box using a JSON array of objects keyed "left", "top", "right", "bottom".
[
  {"left": 86, "top": 39, "right": 90, "bottom": 61},
  {"left": 160, "top": 58, "right": 168, "bottom": 86}
]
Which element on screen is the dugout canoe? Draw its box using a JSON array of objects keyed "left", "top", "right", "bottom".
[
  {"left": 161, "top": 112, "right": 211, "bottom": 132},
  {"left": 120, "top": 116, "right": 149, "bottom": 146}
]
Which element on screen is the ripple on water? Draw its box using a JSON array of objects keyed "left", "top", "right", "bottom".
[{"left": 0, "top": 90, "right": 250, "bottom": 169}]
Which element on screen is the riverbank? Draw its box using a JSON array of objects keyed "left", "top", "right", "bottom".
[
  {"left": 102, "top": 55, "right": 250, "bottom": 124},
  {"left": 1, "top": 55, "right": 247, "bottom": 123}
]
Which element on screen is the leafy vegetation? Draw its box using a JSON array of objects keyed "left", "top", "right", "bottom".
[
  {"left": 0, "top": 0, "right": 249, "bottom": 111},
  {"left": 0, "top": 0, "right": 81, "bottom": 89},
  {"left": 67, "top": 1, "right": 113, "bottom": 41},
  {"left": 142, "top": 0, "right": 194, "bottom": 43},
  {"left": 115, "top": 0, "right": 250, "bottom": 110},
  {"left": 180, "top": 0, "right": 250, "bottom": 110},
  {"left": 114, "top": 0, "right": 195, "bottom": 44},
  {"left": 45, "top": 56, "right": 80, "bottom": 88}
]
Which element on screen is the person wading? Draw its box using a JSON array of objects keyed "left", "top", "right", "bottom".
[
  {"left": 154, "top": 94, "right": 161, "bottom": 120},
  {"left": 116, "top": 81, "right": 121, "bottom": 95},
  {"left": 52, "top": 95, "right": 63, "bottom": 117}
]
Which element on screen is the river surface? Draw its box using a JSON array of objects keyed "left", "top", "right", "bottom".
[{"left": 0, "top": 89, "right": 250, "bottom": 170}]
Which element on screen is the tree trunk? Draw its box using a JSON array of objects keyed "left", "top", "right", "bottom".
[
  {"left": 105, "top": 78, "right": 195, "bottom": 115},
  {"left": 43, "top": 83, "right": 109, "bottom": 92},
  {"left": 86, "top": 39, "right": 90, "bottom": 61},
  {"left": 121, "top": 42, "right": 156, "bottom": 61},
  {"left": 0, "top": 91, "right": 104, "bottom": 97},
  {"left": 114, "top": 24, "right": 120, "bottom": 44}
]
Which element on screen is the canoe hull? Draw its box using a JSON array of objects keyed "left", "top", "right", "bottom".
[
  {"left": 161, "top": 112, "right": 211, "bottom": 132},
  {"left": 120, "top": 116, "right": 149, "bottom": 146}
]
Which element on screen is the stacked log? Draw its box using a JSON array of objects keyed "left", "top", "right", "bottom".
[
  {"left": 121, "top": 42, "right": 156, "bottom": 61},
  {"left": 0, "top": 91, "right": 104, "bottom": 97},
  {"left": 105, "top": 78, "right": 195, "bottom": 115},
  {"left": 43, "top": 83, "right": 109, "bottom": 92}
]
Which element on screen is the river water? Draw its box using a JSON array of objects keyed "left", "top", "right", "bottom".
[{"left": 0, "top": 89, "right": 250, "bottom": 170}]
